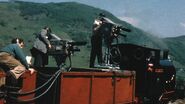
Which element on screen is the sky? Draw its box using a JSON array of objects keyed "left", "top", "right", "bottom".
[{"left": 1, "top": 0, "right": 185, "bottom": 37}]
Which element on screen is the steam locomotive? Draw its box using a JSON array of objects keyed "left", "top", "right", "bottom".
[{"left": 110, "top": 43, "right": 176, "bottom": 103}]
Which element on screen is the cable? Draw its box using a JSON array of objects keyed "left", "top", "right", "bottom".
[
  {"left": 8, "top": 68, "right": 63, "bottom": 103},
  {"left": 8, "top": 68, "right": 62, "bottom": 96},
  {"left": 110, "top": 38, "right": 122, "bottom": 65}
]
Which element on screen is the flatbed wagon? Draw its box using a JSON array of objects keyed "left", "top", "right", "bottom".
[{"left": 0, "top": 67, "right": 136, "bottom": 104}]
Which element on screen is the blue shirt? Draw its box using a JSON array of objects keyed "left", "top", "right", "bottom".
[{"left": 1, "top": 44, "right": 29, "bottom": 69}]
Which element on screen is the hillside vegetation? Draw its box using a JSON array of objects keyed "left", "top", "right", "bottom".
[{"left": 0, "top": 1, "right": 184, "bottom": 69}]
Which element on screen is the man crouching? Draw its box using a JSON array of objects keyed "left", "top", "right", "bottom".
[{"left": 0, "top": 38, "right": 35, "bottom": 87}]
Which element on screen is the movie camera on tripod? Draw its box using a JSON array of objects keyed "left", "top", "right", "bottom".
[
  {"left": 49, "top": 40, "right": 86, "bottom": 54},
  {"left": 48, "top": 34, "right": 87, "bottom": 68},
  {"left": 97, "top": 17, "right": 131, "bottom": 68},
  {"left": 111, "top": 25, "right": 131, "bottom": 38}
]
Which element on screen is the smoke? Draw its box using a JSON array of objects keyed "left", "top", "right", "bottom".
[{"left": 118, "top": 16, "right": 139, "bottom": 27}]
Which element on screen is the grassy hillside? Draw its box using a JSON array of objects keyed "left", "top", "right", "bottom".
[
  {"left": 163, "top": 36, "right": 185, "bottom": 69},
  {"left": 0, "top": 1, "right": 183, "bottom": 69}
]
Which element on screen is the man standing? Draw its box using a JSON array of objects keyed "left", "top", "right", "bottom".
[
  {"left": 31, "top": 26, "right": 52, "bottom": 67},
  {"left": 89, "top": 13, "right": 105, "bottom": 68}
]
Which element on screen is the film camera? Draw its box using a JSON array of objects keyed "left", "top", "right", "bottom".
[
  {"left": 112, "top": 25, "right": 131, "bottom": 37},
  {"left": 97, "top": 17, "right": 131, "bottom": 67},
  {"left": 99, "top": 17, "right": 131, "bottom": 43},
  {"left": 48, "top": 39, "right": 87, "bottom": 67},
  {"left": 48, "top": 39, "right": 86, "bottom": 54}
]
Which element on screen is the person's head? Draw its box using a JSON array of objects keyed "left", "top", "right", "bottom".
[
  {"left": 11, "top": 38, "right": 25, "bottom": 48},
  {"left": 43, "top": 26, "right": 52, "bottom": 33},
  {"left": 98, "top": 13, "right": 106, "bottom": 22}
]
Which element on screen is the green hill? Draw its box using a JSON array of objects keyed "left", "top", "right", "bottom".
[
  {"left": 0, "top": 1, "right": 184, "bottom": 69},
  {"left": 163, "top": 36, "right": 185, "bottom": 69}
]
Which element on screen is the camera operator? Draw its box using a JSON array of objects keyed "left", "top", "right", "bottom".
[
  {"left": 90, "top": 13, "right": 131, "bottom": 67},
  {"left": 89, "top": 13, "right": 106, "bottom": 68},
  {"left": 31, "top": 26, "right": 52, "bottom": 67}
]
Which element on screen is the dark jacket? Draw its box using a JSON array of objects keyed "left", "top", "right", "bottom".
[{"left": 0, "top": 44, "right": 29, "bottom": 69}]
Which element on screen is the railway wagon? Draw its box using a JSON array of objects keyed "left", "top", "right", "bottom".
[{"left": 0, "top": 68, "right": 136, "bottom": 104}]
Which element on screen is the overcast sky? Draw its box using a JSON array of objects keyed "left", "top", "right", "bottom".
[{"left": 1, "top": 0, "right": 185, "bottom": 37}]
